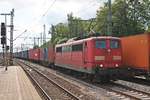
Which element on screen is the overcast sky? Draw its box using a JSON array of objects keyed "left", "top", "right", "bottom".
[{"left": 0, "top": 0, "right": 106, "bottom": 51}]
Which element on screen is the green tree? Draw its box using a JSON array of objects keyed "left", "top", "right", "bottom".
[
  {"left": 49, "top": 13, "right": 96, "bottom": 44},
  {"left": 96, "top": 0, "right": 150, "bottom": 36},
  {"left": 67, "top": 13, "right": 96, "bottom": 38},
  {"left": 50, "top": 23, "right": 69, "bottom": 44}
]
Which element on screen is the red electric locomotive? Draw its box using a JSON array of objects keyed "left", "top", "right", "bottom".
[{"left": 55, "top": 36, "right": 122, "bottom": 81}]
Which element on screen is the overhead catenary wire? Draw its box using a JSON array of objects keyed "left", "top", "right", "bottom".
[
  {"left": 42, "top": 0, "right": 57, "bottom": 17},
  {"left": 13, "top": 29, "right": 27, "bottom": 41},
  {"left": 16, "top": 0, "right": 102, "bottom": 49},
  {"left": 15, "top": 0, "right": 57, "bottom": 48},
  {"left": 22, "top": 0, "right": 57, "bottom": 37}
]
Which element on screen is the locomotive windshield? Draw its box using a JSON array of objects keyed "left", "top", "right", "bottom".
[
  {"left": 110, "top": 40, "right": 120, "bottom": 48},
  {"left": 95, "top": 40, "right": 106, "bottom": 49}
]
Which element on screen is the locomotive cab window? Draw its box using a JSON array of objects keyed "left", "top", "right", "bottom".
[
  {"left": 110, "top": 40, "right": 120, "bottom": 49},
  {"left": 95, "top": 40, "right": 106, "bottom": 49}
]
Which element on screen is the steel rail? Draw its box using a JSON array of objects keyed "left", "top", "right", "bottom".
[
  {"left": 17, "top": 60, "right": 80, "bottom": 100},
  {"left": 18, "top": 59, "right": 148, "bottom": 100},
  {"left": 103, "top": 86, "right": 141, "bottom": 100},
  {"left": 16, "top": 61, "right": 52, "bottom": 100},
  {"left": 113, "top": 82, "right": 150, "bottom": 96}
]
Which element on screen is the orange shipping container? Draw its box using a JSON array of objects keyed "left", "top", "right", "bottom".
[{"left": 121, "top": 33, "right": 150, "bottom": 71}]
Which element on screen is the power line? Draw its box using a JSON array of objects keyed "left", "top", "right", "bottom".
[
  {"left": 42, "top": 0, "right": 57, "bottom": 17},
  {"left": 22, "top": 0, "right": 56, "bottom": 37},
  {"left": 13, "top": 29, "right": 27, "bottom": 41},
  {"left": 23, "top": 0, "right": 57, "bottom": 40}
]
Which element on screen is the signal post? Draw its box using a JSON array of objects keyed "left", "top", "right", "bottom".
[
  {"left": 0, "top": 9, "right": 14, "bottom": 66},
  {"left": 1, "top": 23, "right": 7, "bottom": 70}
]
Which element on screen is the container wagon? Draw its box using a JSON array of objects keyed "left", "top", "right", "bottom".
[
  {"left": 39, "top": 48, "right": 44, "bottom": 62},
  {"left": 121, "top": 33, "right": 150, "bottom": 79},
  {"left": 48, "top": 45, "right": 55, "bottom": 65},
  {"left": 39, "top": 47, "right": 50, "bottom": 65},
  {"left": 22, "top": 50, "right": 28, "bottom": 60}
]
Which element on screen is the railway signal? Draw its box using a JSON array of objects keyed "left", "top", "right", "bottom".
[
  {"left": 6, "top": 46, "right": 9, "bottom": 51},
  {"left": 0, "top": 22, "right": 6, "bottom": 68},
  {"left": 1, "top": 36, "right": 6, "bottom": 44},
  {"left": 1, "top": 23, "right": 6, "bottom": 36},
  {"left": 1, "top": 23, "right": 6, "bottom": 45},
  {"left": 0, "top": 9, "right": 14, "bottom": 65}
]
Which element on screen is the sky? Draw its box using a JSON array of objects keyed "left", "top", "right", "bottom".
[{"left": 0, "top": 0, "right": 107, "bottom": 51}]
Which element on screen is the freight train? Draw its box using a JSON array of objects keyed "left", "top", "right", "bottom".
[
  {"left": 14, "top": 36, "right": 124, "bottom": 81},
  {"left": 121, "top": 33, "right": 150, "bottom": 80}
]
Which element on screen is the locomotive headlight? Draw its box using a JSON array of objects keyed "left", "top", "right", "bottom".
[
  {"left": 113, "top": 56, "right": 121, "bottom": 60},
  {"left": 115, "top": 64, "right": 119, "bottom": 67},
  {"left": 35, "top": 53, "right": 38, "bottom": 57},
  {"left": 100, "top": 64, "right": 103, "bottom": 67}
]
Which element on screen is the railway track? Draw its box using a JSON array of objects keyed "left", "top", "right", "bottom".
[
  {"left": 16, "top": 60, "right": 80, "bottom": 100},
  {"left": 16, "top": 59, "right": 150, "bottom": 100},
  {"left": 102, "top": 82, "right": 150, "bottom": 100},
  {"left": 16, "top": 61, "right": 52, "bottom": 100},
  {"left": 121, "top": 77, "right": 150, "bottom": 86}
]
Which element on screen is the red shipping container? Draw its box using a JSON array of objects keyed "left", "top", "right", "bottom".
[{"left": 48, "top": 45, "right": 55, "bottom": 64}]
